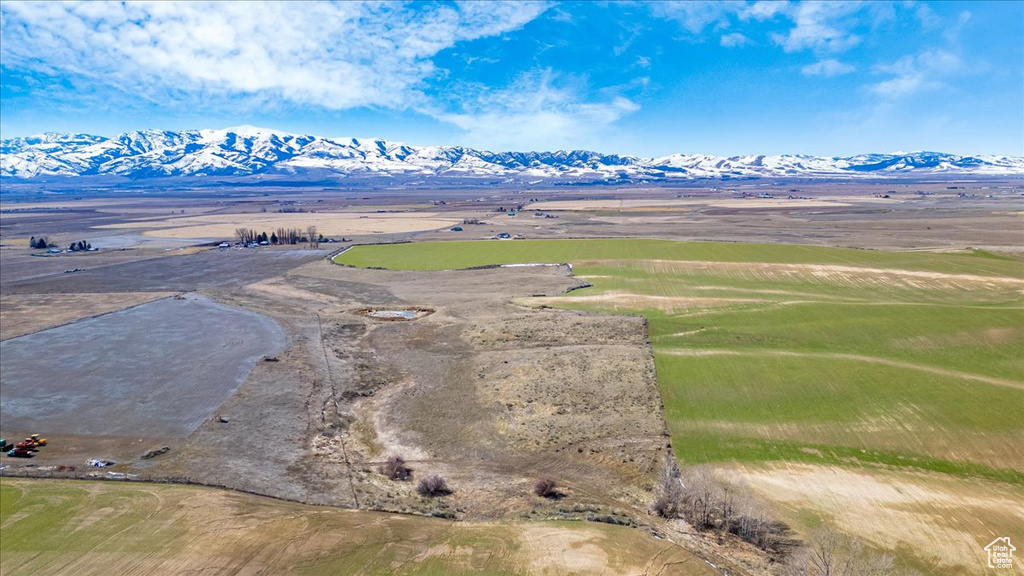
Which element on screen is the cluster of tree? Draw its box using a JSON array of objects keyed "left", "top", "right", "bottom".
[
  {"left": 652, "top": 462, "right": 793, "bottom": 553},
  {"left": 652, "top": 460, "right": 916, "bottom": 575},
  {"left": 29, "top": 236, "right": 50, "bottom": 249},
  {"left": 781, "top": 528, "right": 916, "bottom": 576},
  {"left": 234, "top": 228, "right": 263, "bottom": 244},
  {"left": 495, "top": 204, "right": 524, "bottom": 212},
  {"left": 67, "top": 240, "right": 93, "bottom": 252},
  {"left": 234, "top": 226, "right": 322, "bottom": 248}
]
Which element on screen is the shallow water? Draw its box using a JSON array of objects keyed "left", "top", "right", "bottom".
[{"left": 368, "top": 310, "right": 418, "bottom": 319}]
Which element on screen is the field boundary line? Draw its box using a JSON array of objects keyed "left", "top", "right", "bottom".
[
  {"left": 662, "top": 348, "right": 1024, "bottom": 390},
  {"left": 327, "top": 245, "right": 352, "bottom": 260},
  {"left": 0, "top": 291, "right": 177, "bottom": 342}
]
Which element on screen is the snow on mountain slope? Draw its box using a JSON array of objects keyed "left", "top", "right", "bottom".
[{"left": 2, "top": 127, "right": 1022, "bottom": 181}]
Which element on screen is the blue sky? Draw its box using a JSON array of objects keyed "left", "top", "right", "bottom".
[{"left": 1, "top": 1, "right": 1021, "bottom": 156}]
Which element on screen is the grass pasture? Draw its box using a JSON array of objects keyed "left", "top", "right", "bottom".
[
  {"left": 0, "top": 479, "right": 714, "bottom": 576},
  {"left": 335, "top": 239, "right": 1024, "bottom": 480},
  {"left": 336, "top": 238, "right": 1024, "bottom": 572}
]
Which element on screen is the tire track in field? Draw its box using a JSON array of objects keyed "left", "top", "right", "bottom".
[{"left": 662, "top": 348, "right": 1024, "bottom": 390}]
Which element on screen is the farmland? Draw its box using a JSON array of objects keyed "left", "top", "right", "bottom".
[
  {"left": 0, "top": 294, "right": 284, "bottom": 437},
  {"left": 0, "top": 478, "right": 715, "bottom": 576},
  {"left": 3, "top": 186, "right": 1022, "bottom": 575},
  {"left": 335, "top": 239, "right": 1024, "bottom": 474},
  {"left": 336, "top": 238, "right": 1024, "bottom": 573},
  {"left": 96, "top": 211, "right": 461, "bottom": 239}
]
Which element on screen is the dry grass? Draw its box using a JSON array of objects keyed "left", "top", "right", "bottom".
[
  {"left": 0, "top": 292, "right": 174, "bottom": 340},
  {"left": 735, "top": 463, "right": 1024, "bottom": 575},
  {"left": 528, "top": 198, "right": 856, "bottom": 211},
  {"left": 589, "top": 259, "right": 1024, "bottom": 291},
  {"left": 94, "top": 211, "right": 461, "bottom": 238},
  {"left": 527, "top": 291, "right": 763, "bottom": 314},
  {"left": 0, "top": 478, "right": 717, "bottom": 576}
]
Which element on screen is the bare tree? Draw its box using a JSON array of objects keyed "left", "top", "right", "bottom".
[
  {"left": 782, "top": 528, "right": 911, "bottom": 576},
  {"left": 808, "top": 528, "right": 843, "bottom": 576},
  {"left": 681, "top": 465, "right": 720, "bottom": 530},
  {"left": 306, "top": 225, "right": 318, "bottom": 248},
  {"left": 652, "top": 456, "right": 684, "bottom": 518},
  {"left": 235, "top": 227, "right": 250, "bottom": 244},
  {"left": 653, "top": 459, "right": 793, "bottom": 554}
]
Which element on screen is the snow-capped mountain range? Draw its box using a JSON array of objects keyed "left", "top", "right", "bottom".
[{"left": 2, "top": 126, "right": 1022, "bottom": 182}]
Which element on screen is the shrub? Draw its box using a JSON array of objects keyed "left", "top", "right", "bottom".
[
  {"left": 652, "top": 460, "right": 795, "bottom": 554},
  {"left": 534, "top": 477, "right": 560, "bottom": 498},
  {"left": 417, "top": 474, "right": 451, "bottom": 497},
  {"left": 379, "top": 455, "right": 412, "bottom": 481}
]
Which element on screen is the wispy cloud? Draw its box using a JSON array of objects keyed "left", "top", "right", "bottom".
[
  {"left": 870, "top": 49, "right": 962, "bottom": 99},
  {"left": 740, "top": 1, "right": 791, "bottom": 21},
  {"left": 651, "top": 1, "right": 745, "bottom": 34},
  {"left": 720, "top": 33, "right": 752, "bottom": 48},
  {"left": 431, "top": 69, "right": 640, "bottom": 151},
  {"left": 0, "top": 1, "right": 550, "bottom": 125},
  {"left": 802, "top": 58, "right": 855, "bottom": 77},
  {"left": 772, "top": 1, "right": 864, "bottom": 53},
  {"left": 944, "top": 10, "right": 972, "bottom": 43}
]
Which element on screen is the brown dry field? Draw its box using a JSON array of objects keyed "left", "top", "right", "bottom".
[
  {"left": 734, "top": 463, "right": 1024, "bottom": 576},
  {"left": 0, "top": 292, "right": 174, "bottom": 340},
  {"left": 1, "top": 181, "right": 1022, "bottom": 575},
  {"left": 530, "top": 198, "right": 862, "bottom": 210},
  {"left": 95, "top": 211, "right": 461, "bottom": 238}
]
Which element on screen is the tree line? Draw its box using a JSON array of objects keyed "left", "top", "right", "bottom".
[
  {"left": 234, "top": 226, "right": 323, "bottom": 248},
  {"left": 30, "top": 236, "right": 92, "bottom": 251},
  {"left": 652, "top": 459, "right": 916, "bottom": 575}
]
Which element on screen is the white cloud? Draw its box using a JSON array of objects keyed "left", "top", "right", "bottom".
[
  {"left": 802, "top": 58, "right": 855, "bottom": 77},
  {"left": 433, "top": 70, "right": 640, "bottom": 151},
  {"left": 870, "top": 49, "right": 962, "bottom": 98},
  {"left": 741, "top": 1, "right": 791, "bottom": 21},
  {"left": 773, "top": 1, "right": 864, "bottom": 53},
  {"left": 720, "top": 32, "right": 751, "bottom": 48},
  {"left": 651, "top": 1, "right": 746, "bottom": 34},
  {"left": 0, "top": 1, "right": 548, "bottom": 112}
]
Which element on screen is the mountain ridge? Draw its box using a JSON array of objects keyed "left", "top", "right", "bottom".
[{"left": 3, "top": 126, "right": 1022, "bottom": 182}]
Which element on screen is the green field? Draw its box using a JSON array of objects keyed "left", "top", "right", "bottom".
[
  {"left": 0, "top": 479, "right": 714, "bottom": 576},
  {"left": 334, "top": 239, "right": 1024, "bottom": 276},
  {"left": 336, "top": 239, "right": 1024, "bottom": 482}
]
